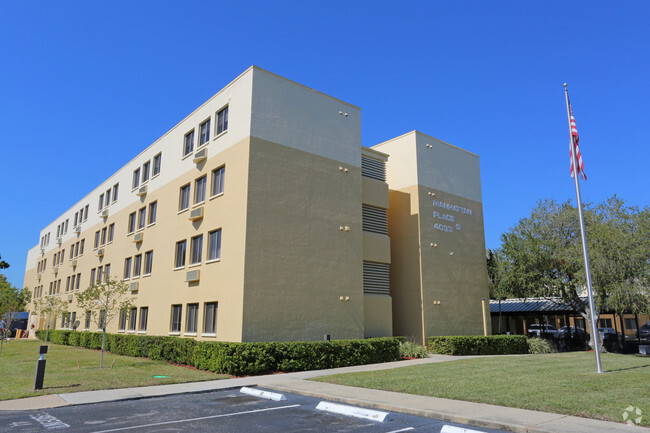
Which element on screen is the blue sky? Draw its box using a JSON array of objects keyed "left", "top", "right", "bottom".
[{"left": 1, "top": 2, "right": 649, "bottom": 289}]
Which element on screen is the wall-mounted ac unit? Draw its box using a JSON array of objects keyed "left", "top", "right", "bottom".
[
  {"left": 133, "top": 232, "right": 143, "bottom": 243},
  {"left": 136, "top": 185, "right": 148, "bottom": 197},
  {"left": 100, "top": 209, "right": 109, "bottom": 218},
  {"left": 53, "top": 266, "right": 58, "bottom": 274},
  {"left": 189, "top": 206, "right": 204, "bottom": 221},
  {"left": 185, "top": 269, "right": 200, "bottom": 282},
  {"left": 73, "top": 225, "right": 81, "bottom": 234},
  {"left": 67, "top": 294, "right": 73, "bottom": 302},
  {"left": 97, "top": 248, "right": 104, "bottom": 257},
  {"left": 40, "top": 248, "right": 45, "bottom": 255},
  {"left": 129, "top": 282, "right": 139, "bottom": 292},
  {"left": 56, "top": 237, "right": 62, "bottom": 245},
  {"left": 193, "top": 147, "right": 208, "bottom": 163},
  {"left": 71, "top": 259, "right": 77, "bottom": 267}
]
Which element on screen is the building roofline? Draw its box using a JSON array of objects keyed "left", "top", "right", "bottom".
[{"left": 373, "top": 130, "right": 479, "bottom": 158}]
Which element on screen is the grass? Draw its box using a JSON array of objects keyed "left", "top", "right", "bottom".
[
  {"left": 313, "top": 352, "right": 650, "bottom": 426},
  {"left": 0, "top": 339, "right": 229, "bottom": 401}
]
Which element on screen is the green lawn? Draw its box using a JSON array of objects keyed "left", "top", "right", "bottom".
[
  {"left": 313, "top": 352, "right": 650, "bottom": 426},
  {"left": 0, "top": 339, "right": 229, "bottom": 401}
]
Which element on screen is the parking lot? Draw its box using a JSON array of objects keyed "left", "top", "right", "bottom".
[{"left": 2, "top": 388, "right": 507, "bottom": 433}]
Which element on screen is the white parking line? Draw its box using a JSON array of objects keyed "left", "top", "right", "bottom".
[
  {"left": 89, "top": 404, "right": 301, "bottom": 433},
  {"left": 385, "top": 428, "right": 415, "bottom": 433}
]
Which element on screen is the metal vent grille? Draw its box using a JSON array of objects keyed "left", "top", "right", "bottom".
[
  {"left": 362, "top": 205, "right": 388, "bottom": 234},
  {"left": 361, "top": 155, "right": 386, "bottom": 181},
  {"left": 363, "top": 261, "right": 390, "bottom": 295}
]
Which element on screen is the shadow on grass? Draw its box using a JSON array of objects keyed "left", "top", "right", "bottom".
[
  {"left": 43, "top": 384, "right": 81, "bottom": 390},
  {"left": 605, "top": 363, "right": 650, "bottom": 373}
]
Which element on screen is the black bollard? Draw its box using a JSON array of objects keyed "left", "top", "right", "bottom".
[{"left": 34, "top": 345, "right": 48, "bottom": 390}]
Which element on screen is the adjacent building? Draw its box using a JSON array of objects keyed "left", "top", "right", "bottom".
[{"left": 24, "top": 66, "right": 490, "bottom": 343}]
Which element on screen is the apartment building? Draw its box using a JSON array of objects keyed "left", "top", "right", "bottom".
[{"left": 24, "top": 66, "right": 489, "bottom": 343}]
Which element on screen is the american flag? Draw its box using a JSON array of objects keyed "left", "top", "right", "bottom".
[{"left": 569, "top": 102, "right": 586, "bottom": 180}]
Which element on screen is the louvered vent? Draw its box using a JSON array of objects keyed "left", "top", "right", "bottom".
[
  {"left": 361, "top": 155, "right": 386, "bottom": 181},
  {"left": 363, "top": 261, "right": 390, "bottom": 295},
  {"left": 362, "top": 205, "right": 388, "bottom": 234}
]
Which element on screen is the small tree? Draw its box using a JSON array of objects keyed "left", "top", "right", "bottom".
[
  {"left": 32, "top": 295, "right": 68, "bottom": 344},
  {"left": 76, "top": 277, "right": 134, "bottom": 368}
]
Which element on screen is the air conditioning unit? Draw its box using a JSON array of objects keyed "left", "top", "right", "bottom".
[
  {"left": 97, "top": 248, "right": 104, "bottom": 257},
  {"left": 185, "top": 269, "right": 200, "bottom": 282},
  {"left": 189, "top": 206, "right": 204, "bottom": 221},
  {"left": 100, "top": 209, "right": 109, "bottom": 218},
  {"left": 129, "top": 282, "right": 139, "bottom": 292},
  {"left": 67, "top": 294, "right": 73, "bottom": 302},
  {"left": 37, "top": 273, "right": 41, "bottom": 281},
  {"left": 73, "top": 225, "right": 81, "bottom": 234},
  {"left": 71, "top": 259, "right": 77, "bottom": 267},
  {"left": 56, "top": 237, "right": 62, "bottom": 245},
  {"left": 136, "top": 185, "right": 148, "bottom": 197},
  {"left": 193, "top": 147, "right": 208, "bottom": 163},
  {"left": 133, "top": 232, "right": 144, "bottom": 243},
  {"left": 53, "top": 266, "right": 58, "bottom": 274},
  {"left": 40, "top": 248, "right": 45, "bottom": 255}
]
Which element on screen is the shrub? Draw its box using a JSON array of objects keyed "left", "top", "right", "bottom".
[
  {"left": 36, "top": 330, "right": 402, "bottom": 375},
  {"left": 527, "top": 337, "right": 557, "bottom": 354},
  {"left": 399, "top": 340, "right": 429, "bottom": 358},
  {"left": 428, "top": 335, "right": 528, "bottom": 356}
]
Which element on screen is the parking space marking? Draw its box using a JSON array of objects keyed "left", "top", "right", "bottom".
[
  {"left": 89, "top": 404, "right": 301, "bottom": 433},
  {"left": 384, "top": 428, "right": 415, "bottom": 433}
]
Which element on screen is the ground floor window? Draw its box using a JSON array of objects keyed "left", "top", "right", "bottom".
[
  {"left": 203, "top": 302, "right": 217, "bottom": 334},
  {"left": 139, "top": 307, "right": 148, "bottom": 331},
  {"left": 170, "top": 305, "right": 182, "bottom": 333},
  {"left": 186, "top": 304, "right": 198, "bottom": 333}
]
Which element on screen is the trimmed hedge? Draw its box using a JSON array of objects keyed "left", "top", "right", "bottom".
[
  {"left": 36, "top": 330, "right": 400, "bottom": 376},
  {"left": 428, "top": 335, "right": 528, "bottom": 356}
]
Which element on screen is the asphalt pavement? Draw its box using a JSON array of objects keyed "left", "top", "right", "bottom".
[{"left": 1, "top": 355, "right": 648, "bottom": 433}]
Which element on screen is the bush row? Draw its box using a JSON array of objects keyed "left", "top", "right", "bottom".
[
  {"left": 36, "top": 330, "right": 401, "bottom": 376},
  {"left": 428, "top": 335, "right": 528, "bottom": 355}
]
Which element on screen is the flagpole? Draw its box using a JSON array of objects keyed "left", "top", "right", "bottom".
[{"left": 564, "top": 83, "right": 603, "bottom": 374}]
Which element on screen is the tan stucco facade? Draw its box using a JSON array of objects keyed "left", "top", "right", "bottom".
[{"left": 24, "top": 68, "right": 488, "bottom": 343}]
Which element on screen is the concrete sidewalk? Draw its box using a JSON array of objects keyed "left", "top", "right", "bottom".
[{"left": 1, "top": 355, "right": 647, "bottom": 433}]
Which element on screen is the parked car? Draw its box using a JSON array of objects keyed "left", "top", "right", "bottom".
[
  {"left": 638, "top": 322, "right": 650, "bottom": 342},
  {"left": 527, "top": 324, "right": 559, "bottom": 337},
  {"left": 559, "top": 326, "right": 589, "bottom": 341}
]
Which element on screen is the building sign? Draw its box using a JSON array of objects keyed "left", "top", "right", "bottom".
[{"left": 432, "top": 199, "right": 473, "bottom": 233}]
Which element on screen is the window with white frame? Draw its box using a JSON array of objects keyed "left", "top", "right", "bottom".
[
  {"left": 186, "top": 304, "right": 198, "bottom": 334},
  {"left": 119, "top": 310, "right": 127, "bottom": 331},
  {"left": 133, "top": 254, "right": 142, "bottom": 277},
  {"left": 105, "top": 188, "right": 111, "bottom": 205},
  {"left": 207, "top": 229, "right": 222, "bottom": 261},
  {"left": 144, "top": 250, "right": 153, "bottom": 275},
  {"left": 199, "top": 119, "right": 210, "bottom": 146},
  {"left": 194, "top": 176, "right": 206, "bottom": 204},
  {"left": 132, "top": 168, "right": 141, "bottom": 189},
  {"left": 98, "top": 194, "right": 104, "bottom": 211},
  {"left": 152, "top": 153, "right": 161, "bottom": 177},
  {"left": 175, "top": 240, "right": 186, "bottom": 268},
  {"left": 170, "top": 305, "right": 182, "bottom": 333},
  {"left": 137, "top": 207, "right": 146, "bottom": 230},
  {"left": 203, "top": 302, "right": 217, "bottom": 334},
  {"left": 128, "top": 212, "right": 136, "bottom": 234},
  {"left": 108, "top": 223, "right": 115, "bottom": 243},
  {"left": 217, "top": 106, "right": 228, "bottom": 135},
  {"left": 142, "top": 161, "right": 150, "bottom": 183},
  {"left": 211, "top": 166, "right": 225, "bottom": 197},
  {"left": 124, "top": 257, "right": 132, "bottom": 279},
  {"left": 129, "top": 307, "right": 137, "bottom": 331},
  {"left": 179, "top": 184, "right": 190, "bottom": 211},
  {"left": 148, "top": 201, "right": 157, "bottom": 225},
  {"left": 112, "top": 183, "right": 119, "bottom": 202},
  {"left": 139, "top": 307, "right": 148, "bottom": 331},
  {"left": 190, "top": 235, "right": 203, "bottom": 265},
  {"left": 183, "top": 130, "right": 194, "bottom": 157}
]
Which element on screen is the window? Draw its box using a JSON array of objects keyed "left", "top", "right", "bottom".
[
  {"left": 139, "top": 307, "right": 148, "bottom": 331},
  {"left": 104, "top": 264, "right": 110, "bottom": 281},
  {"left": 119, "top": 310, "right": 127, "bottom": 331},
  {"left": 137, "top": 207, "right": 146, "bottom": 230},
  {"left": 112, "top": 183, "right": 119, "bottom": 202},
  {"left": 66, "top": 276, "right": 71, "bottom": 292},
  {"left": 85, "top": 311, "right": 92, "bottom": 330},
  {"left": 98, "top": 194, "right": 104, "bottom": 211},
  {"left": 105, "top": 189, "right": 111, "bottom": 205},
  {"left": 179, "top": 184, "right": 190, "bottom": 211},
  {"left": 71, "top": 274, "right": 76, "bottom": 292},
  {"left": 76, "top": 273, "right": 81, "bottom": 291},
  {"left": 170, "top": 305, "right": 182, "bottom": 333},
  {"left": 129, "top": 308, "right": 137, "bottom": 331},
  {"left": 84, "top": 205, "right": 89, "bottom": 221},
  {"left": 108, "top": 223, "right": 115, "bottom": 243},
  {"left": 194, "top": 176, "right": 206, "bottom": 204},
  {"left": 144, "top": 250, "right": 153, "bottom": 275},
  {"left": 148, "top": 201, "right": 157, "bottom": 225},
  {"left": 133, "top": 254, "right": 142, "bottom": 277},
  {"left": 199, "top": 119, "right": 210, "bottom": 146},
  {"left": 183, "top": 130, "right": 194, "bottom": 156},
  {"left": 94, "top": 231, "right": 100, "bottom": 248},
  {"left": 101, "top": 227, "right": 107, "bottom": 246},
  {"left": 132, "top": 168, "right": 141, "bottom": 189},
  {"left": 190, "top": 235, "right": 203, "bottom": 265},
  {"left": 99, "top": 310, "right": 106, "bottom": 330},
  {"left": 211, "top": 166, "right": 225, "bottom": 197},
  {"left": 124, "top": 257, "right": 132, "bottom": 279},
  {"left": 217, "top": 106, "right": 228, "bottom": 135},
  {"left": 74, "top": 212, "right": 79, "bottom": 227},
  {"left": 90, "top": 268, "right": 96, "bottom": 285},
  {"left": 152, "top": 153, "right": 161, "bottom": 177},
  {"left": 97, "top": 266, "right": 103, "bottom": 284},
  {"left": 208, "top": 229, "right": 222, "bottom": 261},
  {"left": 80, "top": 239, "right": 85, "bottom": 255},
  {"left": 142, "top": 161, "right": 150, "bottom": 183},
  {"left": 186, "top": 304, "right": 198, "bottom": 334},
  {"left": 175, "top": 241, "right": 186, "bottom": 268},
  {"left": 204, "top": 302, "right": 217, "bottom": 334},
  {"left": 128, "top": 212, "right": 136, "bottom": 234}
]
